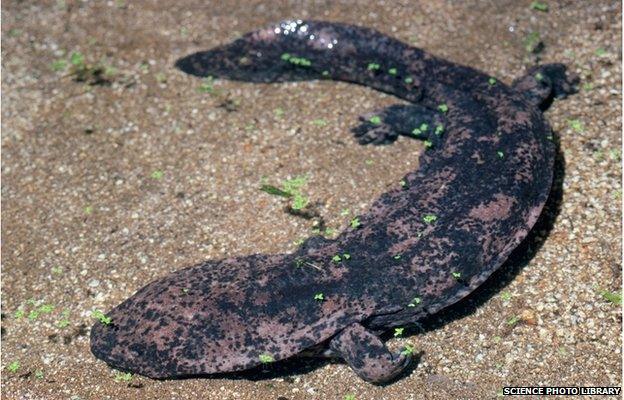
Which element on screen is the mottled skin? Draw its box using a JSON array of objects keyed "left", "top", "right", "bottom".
[{"left": 90, "top": 20, "right": 577, "bottom": 383}]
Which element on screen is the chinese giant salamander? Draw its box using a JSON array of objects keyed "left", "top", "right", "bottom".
[{"left": 90, "top": 20, "right": 577, "bottom": 383}]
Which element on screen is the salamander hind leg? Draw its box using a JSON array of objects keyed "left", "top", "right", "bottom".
[
  {"left": 352, "top": 104, "right": 446, "bottom": 146},
  {"left": 329, "top": 322, "right": 412, "bottom": 384}
]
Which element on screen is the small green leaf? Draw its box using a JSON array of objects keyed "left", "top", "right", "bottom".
[
  {"left": 422, "top": 214, "right": 437, "bottom": 224},
  {"left": 6, "top": 361, "right": 20, "bottom": 373},
  {"left": 35, "top": 370, "right": 44, "bottom": 379},
  {"left": 290, "top": 56, "right": 311, "bottom": 67},
  {"left": 393, "top": 327, "right": 404, "bottom": 337},
  {"left": 369, "top": 115, "right": 382, "bottom": 125},
  {"left": 114, "top": 372, "right": 133, "bottom": 382},
  {"left": 340, "top": 208, "right": 350, "bottom": 216},
  {"left": 609, "top": 148, "right": 621, "bottom": 161},
  {"left": 595, "top": 47, "right": 607, "bottom": 57},
  {"left": 437, "top": 103, "right": 448, "bottom": 113},
  {"left": 497, "top": 151, "right": 504, "bottom": 159},
  {"left": 312, "top": 118, "right": 327, "bottom": 126},
  {"left": 282, "top": 175, "right": 307, "bottom": 194},
  {"left": 367, "top": 62, "right": 380, "bottom": 71},
  {"left": 393, "top": 254, "right": 402, "bottom": 260},
  {"left": 56, "top": 318, "right": 70, "bottom": 329},
  {"left": 51, "top": 59, "right": 68, "bottom": 72},
  {"left": 198, "top": 76, "right": 215, "bottom": 93},
  {"left": 451, "top": 272, "right": 461, "bottom": 279},
  {"left": 407, "top": 297, "right": 421, "bottom": 307},
  {"left": 404, "top": 76, "right": 413, "bottom": 84},
  {"left": 500, "top": 292, "right": 512, "bottom": 302},
  {"left": 70, "top": 52, "right": 85, "bottom": 66},
  {"left": 92, "top": 310, "right": 112, "bottom": 325},
  {"left": 314, "top": 293, "right": 324, "bottom": 301},
  {"left": 434, "top": 124, "right": 444, "bottom": 135},
  {"left": 535, "top": 72, "right": 544, "bottom": 81},
  {"left": 28, "top": 310, "right": 40, "bottom": 320},
  {"left": 350, "top": 217, "right": 361, "bottom": 229},
  {"left": 259, "top": 184, "right": 291, "bottom": 198},
  {"left": 84, "top": 205, "right": 93, "bottom": 214},
  {"left": 332, "top": 255, "right": 342, "bottom": 263},
  {"left": 530, "top": 1, "right": 548, "bottom": 12},
  {"left": 281, "top": 54, "right": 311, "bottom": 66},
  {"left": 507, "top": 315, "right": 520, "bottom": 326},
  {"left": 419, "top": 123, "right": 429, "bottom": 131},
  {"left": 582, "top": 82, "right": 593, "bottom": 91},
  {"left": 399, "top": 179, "right": 407, "bottom": 187},
  {"left": 104, "top": 66, "right": 117, "bottom": 77},
  {"left": 423, "top": 140, "right": 433, "bottom": 149},
  {"left": 488, "top": 77, "right": 497, "bottom": 86},
  {"left": 401, "top": 344, "right": 414, "bottom": 356},
  {"left": 342, "top": 253, "right": 351, "bottom": 260},
  {"left": 51, "top": 266, "right": 63, "bottom": 275},
  {"left": 38, "top": 304, "right": 55, "bottom": 314},
  {"left": 524, "top": 32, "right": 543, "bottom": 54},
  {"left": 291, "top": 194, "right": 309, "bottom": 210},
  {"left": 568, "top": 119, "right": 583, "bottom": 133},
  {"left": 388, "top": 67, "right": 397, "bottom": 75},
  {"left": 151, "top": 170, "right": 164, "bottom": 180},
  {"left": 344, "top": 395, "right": 356, "bottom": 400},
  {"left": 599, "top": 289, "right": 622, "bottom": 305},
  {"left": 155, "top": 72, "right": 167, "bottom": 83}
]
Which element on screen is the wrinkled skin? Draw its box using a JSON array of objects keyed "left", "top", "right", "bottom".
[{"left": 91, "top": 20, "right": 578, "bottom": 383}]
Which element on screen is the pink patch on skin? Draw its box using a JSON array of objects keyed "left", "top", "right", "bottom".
[
  {"left": 251, "top": 28, "right": 277, "bottom": 42},
  {"left": 256, "top": 319, "right": 294, "bottom": 339},
  {"left": 469, "top": 194, "right": 516, "bottom": 222},
  {"left": 476, "top": 135, "right": 500, "bottom": 144},
  {"left": 388, "top": 236, "right": 420, "bottom": 256},
  {"left": 253, "top": 292, "right": 270, "bottom": 307},
  {"left": 526, "top": 203, "right": 544, "bottom": 228}
]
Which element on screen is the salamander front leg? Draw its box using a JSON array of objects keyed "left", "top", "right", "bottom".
[
  {"left": 352, "top": 104, "right": 446, "bottom": 146},
  {"left": 329, "top": 322, "right": 412, "bottom": 384}
]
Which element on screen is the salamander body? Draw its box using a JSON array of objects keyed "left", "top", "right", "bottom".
[{"left": 90, "top": 20, "right": 577, "bottom": 383}]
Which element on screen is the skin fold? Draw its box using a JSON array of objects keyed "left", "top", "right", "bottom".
[{"left": 90, "top": 20, "right": 578, "bottom": 384}]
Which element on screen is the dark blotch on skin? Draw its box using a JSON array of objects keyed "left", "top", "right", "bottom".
[{"left": 91, "top": 20, "right": 578, "bottom": 383}]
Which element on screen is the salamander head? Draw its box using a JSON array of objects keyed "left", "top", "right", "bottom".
[
  {"left": 175, "top": 20, "right": 324, "bottom": 83},
  {"left": 511, "top": 63, "right": 579, "bottom": 110}
]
